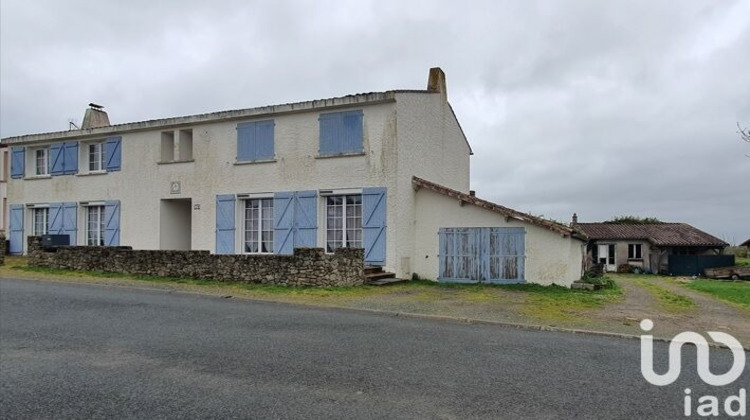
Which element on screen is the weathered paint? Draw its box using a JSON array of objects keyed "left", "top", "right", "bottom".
[{"left": 414, "top": 188, "right": 584, "bottom": 286}]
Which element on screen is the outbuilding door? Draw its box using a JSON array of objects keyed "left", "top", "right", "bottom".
[{"left": 438, "top": 227, "right": 525, "bottom": 284}]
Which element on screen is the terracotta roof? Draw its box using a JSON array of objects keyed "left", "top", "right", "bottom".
[
  {"left": 575, "top": 223, "right": 728, "bottom": 247},
  {"left": 412, "top": 176, "right": 586, "bottom": 240}
]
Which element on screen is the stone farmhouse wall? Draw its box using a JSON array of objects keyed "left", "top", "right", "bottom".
[
  {"left": 0, "top": 233, "right": 5, "bottom": 265},
  {"left": 27, "top": 237, "right": 364, "bottom": 287}
]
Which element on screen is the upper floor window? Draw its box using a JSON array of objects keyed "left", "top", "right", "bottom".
[
  {"left": 237, "top": 120, "right": 274, "bottom": 162},
  {"left": 35, "top": 148, "right": 49, "bottom": 176},
  {"left": 319, "top": 110, "right": 364, "bottom": 156},
  {"left": 88, "top": 142, "right": 105, "bottom": 172}
]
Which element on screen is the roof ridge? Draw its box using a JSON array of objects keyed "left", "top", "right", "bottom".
[{"left": 411, "top": 176, "right": 586, "bottom": 240}]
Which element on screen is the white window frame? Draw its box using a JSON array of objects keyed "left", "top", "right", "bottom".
[
  {"left": 243, "top": 198, "right": 274, "bottom": 254},
  {"left": 32, "top": 207, "right": 49, "bottom": 236},
  {"left": 86, "top": 204, "right": 105, "bottom": 246},
  {"left": 34, "top": 147, "right": 49, "bottom": 176},
  {"left": 628, "top": 243, "right": 642, "bottom": 260},
  {"left": 325, "top": 194, "right": 362, "bottom": 253},
  {"left": 87, "top": 141, "right": 106, "bottom": 173}
]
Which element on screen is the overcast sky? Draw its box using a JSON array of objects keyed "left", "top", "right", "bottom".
[{"left": 1, "top": 0, "right": 748, "bottom": 243}]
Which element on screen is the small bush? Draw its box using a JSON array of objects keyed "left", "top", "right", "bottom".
[
  {"left": 582, "top": 275, "right": 616, "bottom": 289},
  {"left": 585, "top": 263, "right": 604, "bottom": 278}
]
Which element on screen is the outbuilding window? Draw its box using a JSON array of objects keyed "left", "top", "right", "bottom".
[
  {"left": 326, "top": 195, "right": 362, "bottom": 252},
  {"left": 244, "top": 198, "right": 273, "bottom": 253},
  {"left": 628, "top": 243, "right": 642, "bottom": 259}
]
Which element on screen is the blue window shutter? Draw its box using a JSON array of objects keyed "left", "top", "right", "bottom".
[
  {"left": 319, "top": 110, "right": 363, "bottom": 155},
  {"left": 342, "top": 111, "right": 364, "bottom": 153},
  {"left": 10, "top": 147, "right": 25, "bottom": 179},
  {"left": 49, "top": 202, "right": 63, "bottom": 233},
  {"left": 63, "top": 202, "right": 78, "bottom": 245},
  {"left": 273, "top": 192, "right": 294, "bottom": 255},
  {"left": 215, "top": 194, "right": 236, "bottom": 254},
  {"left": 362, "top": 187, "right": 387, "bottom": 266},
  {"left": 256, "top": 120, "right": 275, "bottom": 160},
  {"left": 104, "top": 200, "right": 120, "bottom": 246},
  {"left": 237, "top": 123, "right": 255, "bottom": 162},
  {"left": 63, "top": 142, "right": 79, "bottom": 175},
  {"left": 50, "top": 143, "right": 65, "bottom": 176},
  {"left": 9, "top": 204, "right": 24, "bottom": 254},
  {"left": 105, "top": 136, "right": 122, "bottom": 171},
  {"left": 318, "top": 113, "right": 340, "bottom": 155},
  {"left": 237, "top": 120, "right": 274, "bottom": 162},
  {"left": 293, "top": 191, "right": 317, "bottom": 248}
]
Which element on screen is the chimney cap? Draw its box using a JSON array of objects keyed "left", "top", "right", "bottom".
[{"left": 88, "top": 103, "right": 104, "bottom": 110}]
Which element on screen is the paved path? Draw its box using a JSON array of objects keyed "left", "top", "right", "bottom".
[{"left": 1, "top": 278, "right": 747, "bottom": 419}]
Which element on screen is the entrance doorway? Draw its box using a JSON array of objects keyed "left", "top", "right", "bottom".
[
  {"left": 160, "top": 198, "right": 192, "bottom": 250},
  {"left": 597, "top": 244, "right": 616, "bottom": 272}
]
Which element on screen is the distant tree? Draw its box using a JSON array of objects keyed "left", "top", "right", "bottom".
[
  {"left": 739, "top": 122, "right": 750, "bottom": 157},
  {"left": 605, "top": 216, "right": 663, "bottom": 224}
]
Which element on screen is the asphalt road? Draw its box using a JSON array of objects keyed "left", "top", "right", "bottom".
[{"left": 1, "top": 278, "right": 747, "bottom": 419}]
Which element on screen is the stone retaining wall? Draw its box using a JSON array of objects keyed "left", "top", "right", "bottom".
[
  {"left": 0, "top": 233, "right": 5, "bottom": 265},
  {"left": 27, "top": 237, "right": 364, "bottom": 287}
]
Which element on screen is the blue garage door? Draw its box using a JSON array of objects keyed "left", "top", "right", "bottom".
[{"left": 439, "top": 227, "right": 525, "bottom": 284}]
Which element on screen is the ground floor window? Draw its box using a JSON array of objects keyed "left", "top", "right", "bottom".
[
  {"left": 628, "top": 243, "right": 642, "bottom": 259},
  {"left": 32, "top": 208, "right": 48, "bottom": 236},
  {"left": 244, "top": 198, "right": 273, "bottom": 253},
  {"left": 326, "top": 195, "right": 362, "bottom": 252},
  {"left": 87, "top": 205, "right": 105, "bottom": 246}
]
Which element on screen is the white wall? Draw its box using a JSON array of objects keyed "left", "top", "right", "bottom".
[
  {"left": 6, "top": 91, "right": 475, "bottom": 280},
  {"left": 413, "top": 188, "right": 585, "bottom": 286}
]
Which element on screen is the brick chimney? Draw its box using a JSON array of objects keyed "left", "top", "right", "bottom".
[{"left": 81, "top": 103, "right": 110, "bottom": 129}]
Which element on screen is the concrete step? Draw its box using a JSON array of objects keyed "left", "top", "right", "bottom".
[{"left": 364, "top": 266, "right": 384, "bottom": 275}]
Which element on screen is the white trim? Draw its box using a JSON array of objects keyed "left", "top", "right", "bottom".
[
  {"left": 319, "top": 188, "right": 363, "bottom": 196},
  {"left": 26, "top": 203, "right": 50, "bottom": 208},
  {"left": 237, "top": 192, "right": 274, "bottom": 199},
  {"left": 80, "top": 201, "right": 106, "bottom": 206}
]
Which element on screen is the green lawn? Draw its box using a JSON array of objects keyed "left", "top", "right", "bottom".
[{"left": 685, "top": 279, "right": 750, "bottom": 309}]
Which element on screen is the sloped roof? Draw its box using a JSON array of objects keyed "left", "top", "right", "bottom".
[
  {"left": 740, "top": 238, "right": 750, "bottom": 247},
  {"left": 412, "top": 176, "right": 586, "bottom": 240},
  {"left": 575, "top": 223, "right": 728, "bottom": 247}
]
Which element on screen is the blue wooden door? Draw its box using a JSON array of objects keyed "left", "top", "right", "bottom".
[
  {"left": 439, "top": 227, "right": 525, "bottom": 283},
  {"left": 362, "top": 187, "right": 386, "bottom": 266}
]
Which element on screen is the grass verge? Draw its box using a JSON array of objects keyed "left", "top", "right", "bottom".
[
  {"left": 1, "top": 257, "right": 622, "bottom": 323},
  {"left": 685, "top": 279, "right": 750, "bottom": 309}
]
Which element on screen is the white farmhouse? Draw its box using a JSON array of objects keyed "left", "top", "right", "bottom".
[{"left": 2, "top": 68, "right": 586, "bottom": 286}]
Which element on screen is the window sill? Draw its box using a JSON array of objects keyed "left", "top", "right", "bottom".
[
  {"left": 234, "top": 159, "right": 276, "bottom": 165},
  {"left": 158, "top": 160, "right": 195, "bottom": 165},
  {"left": 24, "top": 175, "right": 51, "bottom": 180},
  {"left": 76, "top": 171, "right": 107, "bottom": 177},
  {"left": 627, "top": 258, "right": 644, "bottom": 262},
  {"left": 316, "top": 151, "right": 366, "bottom": 159}
]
